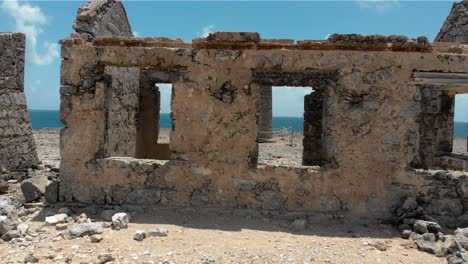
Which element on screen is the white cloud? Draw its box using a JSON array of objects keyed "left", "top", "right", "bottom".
[
  {"left": 355, "top": 0, "right": 400, "bottom": 13},
  {"left": 455, "top": 94, "right": 468, "bottom": 122},
  {"left": 133, "top": 31, "right": 140, "bottom": 37},
  {"left": 1, "top": 0, "right": 59, "bottom": 65},
  {"left": 198, "top": 25, "right": 215, "bottom": 38}
]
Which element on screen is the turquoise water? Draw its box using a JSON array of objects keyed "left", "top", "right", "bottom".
[{"left": 29, "top": 110, "right": 468, "bottom": 138}]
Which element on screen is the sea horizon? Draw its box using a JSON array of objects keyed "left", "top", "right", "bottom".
[{"left": 29, "top": 109, "right": 468, "bottom": 138}]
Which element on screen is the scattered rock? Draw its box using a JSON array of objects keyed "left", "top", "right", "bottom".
[
  {"left": 134, "top": 230, "right": 146, "bottom": 241},
  {"left": 147, "top": 228, "right": 168, "bottom": 237},
  {"left": 369, "top": 240, "right": 388, "bottom": 251},
  {"left": 288, "top": 219, "right": 307, "bottom": 231},
  {"left": 90, "top": 234, "right": 103, "bottom": 243},
  {"left": 45, "top": 215, "right": 59, "bottom": 225},
  {"left": 20, "top": 176, "right": 49, "bottom": 202},
  {"left": 0, "top": 196, "right": 19, "bottom": 216},
  {"left": 0, "top": 215, "right": 17, "bottom": 236},
  {"left": 55, "top": 223, "right": 69, "bottom": 231},
  {"left": 414, "top": 233, "right": 438, "bottom": 254},
  {"left": 441, "top": 235, "right": 463, "bottom": 255},
  {"left": 401, "top": 230, "right": 412, "bottom": 239},
  {"left": 447, "top": 252, "right": 468, "bottom": 264},
  {"left": 112, "top": 212, "right": 130, "bottom": 230},
  {"left": 62, "top": 223, "right": 104, "bottom": 240},
  {"left": 0, "top": 182, "right": 9, "bottom": 194},
  {"left": 17, "top": 223, "right": 29, "bottom": 235},
  {"left": 413, "top": 220, "right": 441, "bottom": 234},
  {"left": 97, "top": 253, "right": 114, "bottom": 264},
  {"left": 24, "top": 253, "right": 39, "bottom": 263}
]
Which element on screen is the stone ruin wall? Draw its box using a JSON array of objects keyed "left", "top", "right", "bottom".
[
  {"left": 58, "top": 32, "right": 468, "bottom": 224},
  {"left": 0, "top": 33, "right": 38, "bottom": 180}
]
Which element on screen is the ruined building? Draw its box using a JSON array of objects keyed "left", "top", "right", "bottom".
[
  {"left": 0, "top": 33, "right": 38, "bottom": 180},
  {"left": 58, "top": 0, "right": 468, "bottom": 225}
]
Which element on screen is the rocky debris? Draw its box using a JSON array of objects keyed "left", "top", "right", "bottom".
[
  {"left": 112, "top": 212, "right": 130, "bottom": 230},
  {"left": 447, "top": 252, "right": 468, "bottom": 264},
  {"left": 326, "top": 33, "right": 431, "bottom": 49},
  {"left": 62, "top": 223, "right": 104, "bottom": 240},
  {"left": 90, "top": 234, "right": 103, "bottom": 243},
  {"left": 20, "top": 176, "right": 50, "bottom": 202},
  {"left": 75, "top": 213, "right": 89, "bottom": 223},
  {"left": 134, "top": 230, "right": 146, "bottom": 241},
  {"left": 0, "top": 215, "right": 17, "bottom": 237},
  {"left": 45, "top": 213, "right": 68, "bottom": 225},
  {"left": 17, "top": 223, "right": 28, "bottom": 236},
  {"left": 401, "top": 230, "right": 412, "bottom": 239},
  {"left": 288, "top": 219, "right": 307, "bottom": 231},
  {"left": 0, "top": 195, "right": 20, "bottom": 216},
  {"left": 369, "top": 241, "right": 389, "bottom": 251},
  {"left": 24, "top": 253, "right": 39, "bottom": 263},
  {"left": 97, "top": 253, "right": 115, "bottom": 264},
  {"left": 57, "top": 207, "right": 71, "bottom": 215},
  {"left": 147, "top": 228, "right": 169, "bottom": 237}
]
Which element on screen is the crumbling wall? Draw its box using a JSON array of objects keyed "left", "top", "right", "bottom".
[
  {"left": 435, "top": 0, "right": 468, "bottom": 43},
  {"left": 59, "top": 33, "right": 468, "bottom": 223},
  {"left": 303, "top": 90, "right": 324, "bottom": 166},
  {"left": 0, "top": 33, "right": 39, "bottom": 179},
  {"left": 73, "top": 0, "right": 133, "bottom": 41},
  {"left": 257, "top": 86, "right": 272, "bottom": 141}
]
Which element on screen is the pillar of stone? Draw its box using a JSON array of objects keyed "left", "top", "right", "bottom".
[
  {"left": 0, "top": 33, "right": 39, "bottom": 179},
  {"left": 257, "top": 86, "right": 273, "bottom": 142},
  {"left": 302, "top": 90, "right": 323, "bottom": 166},
  {"left": 435, "top": 0, "right": 468, "bottom": 43}
]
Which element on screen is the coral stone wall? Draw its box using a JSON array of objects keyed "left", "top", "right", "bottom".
[
  {"left": 59, "top": 34, "right": 468, "bottom": 222},
  {"left": 0, "top": 33, "right": 38, "bottom": 178}
]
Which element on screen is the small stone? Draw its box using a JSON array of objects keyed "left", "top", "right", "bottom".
[
  {"left": 401, "top": 230, "right": 412, "bottom": 239},
  {"left": 2, "top": 230, "right": 20, "bottom": 241},
  {"left": 288, "top": 219, "right": 307, "bottom": 231},
  {"left": 134, "top": 230, "right": 146, "bottom": 241},
  {"left": 112, "top": 212, "right": 130, "bottom": 230},
  {"left": 55, "top": 223, "right": 69, "bottom": 231},
  {"left": 24, "top": 253, "right": 39, "bottom": 263},
  {"left": 454, "top": 228, "right": 468, "bottom": 250},
  {"left": 147, "top": 228, "right": 168, "bottom": 237},
  {"left": 89, "top": 234, "right": 103, "bottom": 243},
  {"left": 45, "top": 216, "right": 59, "bottom": 225},
  {"left": 97, "top": 253, "right": 114, "bottom": 264},
  {"left": 62, "top": 223, "right": 103, "bottom": 240},
  {"left": 17, "top": 223, "right": 29, "bottom": 235},
  {"left": 371, "top": 241, "right": 388, "bottom": 251}
]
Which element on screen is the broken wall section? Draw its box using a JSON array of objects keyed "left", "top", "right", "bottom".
[
  {"left": 0, "top": 33, "right": 39, "bottom": 179},
  {"left": 73, "top": 0, "right": 133, "bottom": 41}
]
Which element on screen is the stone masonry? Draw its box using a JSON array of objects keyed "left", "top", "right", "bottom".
[
  {"left": 57, "top": 1, "right": 468, "bottom": 226},
  {"left": 0, "top": 33, "right": 38, "bottom": 179},
  {"left": 435, "top": 0, "right": 468, "bottom": 43},
  {"left": 257, "top": 86, "right": 272, "bottom": 141}
]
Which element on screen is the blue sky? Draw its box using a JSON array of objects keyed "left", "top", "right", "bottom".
[{"left": 0, "top": 0, "right": 467, "bottom": 120}]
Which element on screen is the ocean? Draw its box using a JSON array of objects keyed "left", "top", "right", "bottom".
[{"left": 30, "top": 110, "right": 468, "bottom": 138}]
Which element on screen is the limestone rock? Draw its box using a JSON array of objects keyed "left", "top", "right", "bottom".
[
  {"left": 414, "top": 233, "right": 438, "bottom": 254},
  {"left": 413, "top": 220, "right": 441, "bottom": 234},
  {"left": 454, "top": 228, "right": 468, "bottom": 250},
  {"left": 21, "top": 176, "right": 50, "bottom": 202},
  {"left": 45, "top": 214, "right": 67, "bottom": 225},
  {"left": 90, "top": 234, "right": 103, "bottom": 243},
  {"left": 441, "top": 235, "right": 463, "bottom": 255},
  {"left": 24, "top": 253, "right": 39, "bottom": 263},
  {"left": 62, "top": 223, "right": 104, "bottom": 240},
  {"left": 97, "top": 253, "right": 114, "bottom": 264},
  {"left": 17, "top": 223, "right": 28, "bottom": 236},
  {"left": 0, "top": 195, "right": 19, "bottom": 216},
  {"left": 147, "top": 228, "right": 168, "bottom": 237},
  {"left": 447, "top": 252, "right": 468, "bottom": 264},
  {"left": 111, "top": 212, "right": 130, "bottom": 230},
  {"left": 0, "top": 215, "right": 17, "bottom": 236},
  {"left": 2, "top": 230, "right": 20, "bottom": 241},
  {"left": 133, "top": 230, "right": 146, "bottom": 241},
  {"left": 401, "top": 230, "right": 412, "bottom": 239}
]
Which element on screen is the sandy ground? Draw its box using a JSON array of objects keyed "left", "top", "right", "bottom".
[{"left": 0, "top": 128, "right": 462, "bottom": 263}]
